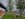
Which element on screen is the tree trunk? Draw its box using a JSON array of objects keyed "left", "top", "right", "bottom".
[
  {"left": 20, "top": 11, "right": 21, "bottom": 17},
  {"left": 20, "top": 9, "right": 22, "bottom": 17}
]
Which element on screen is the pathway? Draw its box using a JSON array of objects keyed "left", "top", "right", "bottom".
[{"left": 0, "top": 12, "right": 5, "bottom": 19}]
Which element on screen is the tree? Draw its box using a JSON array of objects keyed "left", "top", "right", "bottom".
[
  {"left": 24, "top": 6, "right": 25, "bottom": 11},
  {"left": 16, "top": 0, "right": 24, "bottom": 16},
  {"left": 9, "top": 0, "right": 13, "bottom": 12}
]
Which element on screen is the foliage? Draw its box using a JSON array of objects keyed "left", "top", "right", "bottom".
[
  {"left": 17, "top": 2, "right": 23, "bottom": 10},
  {"left": 9, "top": 0, "right": 13, "bottom": 12},
  {"left": 24, "top": 6, "right": 25, "bottom": 9}
]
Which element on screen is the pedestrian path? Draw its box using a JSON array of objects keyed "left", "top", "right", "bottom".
[{"left": 0, "top": 12, "right": 5, "bottom": 19}]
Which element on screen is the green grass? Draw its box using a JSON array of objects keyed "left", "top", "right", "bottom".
[{"left": 1, "top": 13, "right": 25, "bottom": 19}]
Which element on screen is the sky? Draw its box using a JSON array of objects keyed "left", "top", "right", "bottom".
[
  {"left": 0, "top": 0, "right": 17, "bottom": 11},
  {"left": 0, "top": 0, "right": 9, "bottom": 11},
  {"left": 0, "top": 0, "right": 25, "bottom": 11}
]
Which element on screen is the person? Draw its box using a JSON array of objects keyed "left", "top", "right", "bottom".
[{"left": 0, "top": 3, "right": 8, "bottom": 12}]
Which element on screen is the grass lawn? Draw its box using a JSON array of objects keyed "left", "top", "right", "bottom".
[{"left": 1, "top": 13, "right": 25, "bottom": 19}]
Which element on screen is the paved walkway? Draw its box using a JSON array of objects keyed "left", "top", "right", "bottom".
[{"left": 0, "top": 13, "right": 5, "bottom": 19}]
